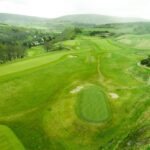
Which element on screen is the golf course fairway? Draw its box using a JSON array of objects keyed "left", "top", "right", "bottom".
[{"left": 0, "top": 35, "right": 149, "bottom": 150}]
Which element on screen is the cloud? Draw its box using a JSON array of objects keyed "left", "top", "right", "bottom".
[
  {"left": 0, "top": 0, "right": 150, "bottom": 19},
  {"left": 0, "top": 0, "right": 26, "bottom": 4}
]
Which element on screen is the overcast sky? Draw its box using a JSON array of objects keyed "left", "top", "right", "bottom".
[{"left": 0, "top": 0, "right": 150, "bottom": 19}]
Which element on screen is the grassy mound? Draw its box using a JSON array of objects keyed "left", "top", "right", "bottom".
[
  {"left": 116, "top": 34, "right": 150, "bottom": 49},
  {"left": 76, "top": 85, "right": 110, "bottom": 123},
  {"left": 0, "top": 125, "right": 25, "bottom": 150}
]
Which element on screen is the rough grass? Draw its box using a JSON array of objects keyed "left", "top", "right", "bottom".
[
  {"left": 27, "top": 46, "right": 45, "bottom": 57},
  {"left": 117, "top": 34, "right": 150, "bottom": 49}
]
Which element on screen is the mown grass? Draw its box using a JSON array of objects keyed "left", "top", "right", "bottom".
[
  {"left": 0, "top": 50, "right": 70, "bottom": 77},
  {"left": 76, "top": 85, "right": 110, "bottom": 123}
]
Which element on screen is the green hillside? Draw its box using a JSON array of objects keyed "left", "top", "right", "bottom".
[
  {"left": 0, "top": 13, "right": 49, "bottom": 28},
  {"left": 0, "top": 125, "right": 25, "bottom": 150},
  {"left": 56, "top": 14, "right": 147, "bottom": 25},
  {"left": 0, "top": 33, "right": 149, "bottom": 149}
]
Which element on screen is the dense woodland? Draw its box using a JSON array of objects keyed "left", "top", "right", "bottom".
[
  {"left": 0, "top": 24, "right": 54, "bottom": 63},
  {"left": 0, "top": 24, "right": 51, "bottom": 63}
]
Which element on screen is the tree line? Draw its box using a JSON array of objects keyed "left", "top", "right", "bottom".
[
  {"left": 0, "top": 25, "right": 82, "bottom": 64},
  {"left": 0, "top": 24, "right": 54, "bottom": 63},
  {"left": 44, "top": 27, "right": 82, "bottom": 52}
]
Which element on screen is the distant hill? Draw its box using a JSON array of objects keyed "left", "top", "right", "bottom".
[
  {"left": 0, "top": 13, "right": 148, "bottom": 29},
  {"left": 0, "top": 13, "right": 49, "bottom": 28},
  {"left": 55, "top": 14, "right": 147, "bottom": 25}
]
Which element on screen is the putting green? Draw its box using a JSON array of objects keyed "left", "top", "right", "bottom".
[
  {"left": 75, "top": 85, "right": 110, "bottom": 123},
  {"left": 0, "top": 125, "right": 25, "bottom": 150}
]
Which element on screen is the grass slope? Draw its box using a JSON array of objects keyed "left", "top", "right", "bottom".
[
  {"left": 0, "top": 50, "right": 68, "bottom": 77},
  {"left": 0, "top": 35, "right": 149, "bottom": 150},
  {"left": 0, "top": 125, "right": 25, "bottom": 150},
  {"left": 117, "top": 34, "right": 150, "bottom": 49}
]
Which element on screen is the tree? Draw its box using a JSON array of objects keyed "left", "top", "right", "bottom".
[{"left": 141, "top": 55, "right": 150, "bottom": 67}]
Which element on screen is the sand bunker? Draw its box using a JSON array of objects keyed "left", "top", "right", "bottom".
[
  {"left": 109, "top": 93, "right": 119, "bottom": 99},
  {"left": 68, "top": 55, "right": 77, "bottom": 58},
  {"left": 70, "top": 86, "right": 84, "bottom": 94}
]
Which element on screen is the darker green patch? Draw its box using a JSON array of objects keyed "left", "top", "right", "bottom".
[{"left": 75, "top": 85, "right": 110, "bottom": 123}]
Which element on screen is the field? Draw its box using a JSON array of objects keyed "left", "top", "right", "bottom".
[{"left": 0, "top": 31, "right": 150, "bottom": 150}]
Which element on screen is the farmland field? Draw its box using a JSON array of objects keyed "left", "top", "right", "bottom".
[{"left": 0, "top": 31, "right": 150, "bottom": 150}]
